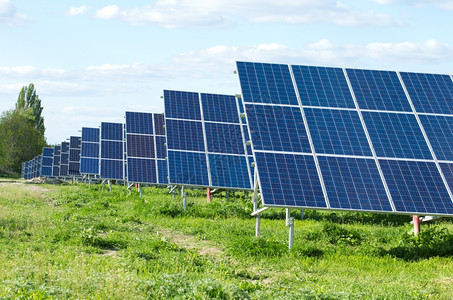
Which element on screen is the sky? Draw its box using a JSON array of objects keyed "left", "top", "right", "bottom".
[{"left": 1, "top": 0, "right": 453, "bottom": 144}]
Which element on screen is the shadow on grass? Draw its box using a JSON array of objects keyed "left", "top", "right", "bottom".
[{"left": 374, "top": 226, "right": 453, "bottom": 261}]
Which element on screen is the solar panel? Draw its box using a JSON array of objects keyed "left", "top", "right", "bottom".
[
  {"left": 81, "top": 127, "right": 100, "bottom": 175},
  {"left": 68, "top": 136, "right": 81, "bottom": 176},
  {"left": 125, "top": 112, "right": 167, "bottom": 185},
  {"left": 52, "top": 145, "right": 61, "bottom": 177},
  {"left": 237, "top": 61, "right": 453, "bottom": 216},
  {"left": 100, "top": 122, "right": 124, "bottom": 180},
  {"left": 60, "top": 142, "right": 70, "bottom": 177},
  {"left": 40, "top": 147, "right": 54, "bottom": 177},
  {"left": 164, "top": 90, "right": 252, "bottom": 189}
]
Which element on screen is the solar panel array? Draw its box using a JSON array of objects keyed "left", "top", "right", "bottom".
[
  {"left": 164, "top": 90, "right": 252, "bottom": 189},
  {"left": 100, "top": 122, "right": 124, "bottom": 180},
  {"left": 81, "top": 127, "right": 100, "bottom": 175},
  {"left": 125, "top": 112, "right": 168, "bottom": 184},
  {"left": 236, "top": 61, "right": 453, "bottom": 216}
]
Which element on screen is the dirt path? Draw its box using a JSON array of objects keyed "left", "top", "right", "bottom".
[{"left": 156, "top": 226, "right": 225, "bottom": 259}]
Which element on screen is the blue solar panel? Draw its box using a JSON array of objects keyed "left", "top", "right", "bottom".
[
  {"left": 61, "top": 141, "right": 70, "bottom": 153},
  {"left": 40, "top": 147, "right": 54, "bottom": 176},
  {"left": 101, "top": 140, "right": 123, "bottom": 160},
  {"left": 154, "top": 113, "right": 166, "bottom": 136},
  {"left": 380, "top": 160, "right": 453, "bottom": 215},
  {"left": 346, "top": 68, "right": 411, "bottom": 112},
  {"left": 127, "top": 158, "right": 157, "bottom": 183},
  {"left": 166, "top": 119, "right": 205, "bottom": 151},
  {"left": 101, "top": 123, "right": 123, "bottom": 141},
  {"left": 305, "top": 108, "right": 372, "bottom": 156},
  {"left": 400, "top": 72, "right": 453, "bottom": 115},
  {"left": 80, "top": 158, "right": 99, "bottom": 174},
  {"left": 255, "top": 152, "right": 326, "bottom": 207},
  {"left": 100, "top": 160, "right": 124, "bottom": 180},
  {"left": 81, "top": 127, "right": 100, "bottom": 175},
  {"left": 60, "top": 142, "right": 70, "bottom": 177},
  {"left": 439, "top": 163, "right": 453, "bottom": 196},
  {"left": 363, "top": 111, "right": 432, "bottom": 159},
  {"left": 202, "top": 93, "right": 240, "bottom": 123},
  {"left": 318, "top": 156, "right": 392, "bottom": 211},
  {"left": 81, "top": 142, "right": 99, "bottom": 158},
  {"left": 157, "top": 159, "right": 168, "bottom": 184},
  {"left": 292, "top": 65, "right": 355, "bottom": 108},
  {"left": 245, "top": 104, "right": 311, "bottom": 153},
  {"left": 204, "top": 123, "right": 244, "bottom": 155},
  {"left": 52, "top": 145, "right": 61, "bottom": 177},
  {"left": 209, "top": 154, "right": 250, "bottom": 189},
  {"left": 82, "top": 127, "right": 100, "bottom": 143},
  {"left": 419, "top": 115, "right": 453, "bottom": 161},
  {"left": 126, "top": 111, "right": 153, "bottom": 134},
  {"left": 155, "top": 136, "right": 166, "bottom": 159},
  {"left": 126, "top": 135, "right": 154, "bottom": 158},
  {"left": 236, "top": 61, "right": 298, "bottom": 105},
  {"left": 164, "top": 90, "right": 201, "bottom": 120},
  {"left": 164, "top": 90, "right": 252, "bottom": 189},
  {"left": 168, "top": 151, "right": 209, "bottom": 186}
]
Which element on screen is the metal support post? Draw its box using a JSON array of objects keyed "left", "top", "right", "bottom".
[
  {"left": 300, "top": 209, "right": 304, "bottom": 220},
  {"left": 138, "top": 183, "right": 142, "bottom": 198},
  {"left": 207, "top": 188, "right": 211, "bottom": 202},
  {"left": 108, "top": 180, "right": 112, "bottom": 192},
  {"left": 251, "top": 168, "right": 260, "bottom": 237},
  {"left": 182, "top": 186, "right": 187, "bottom": 212},
  {"left": 286, "top": 208, "right": 294, "bottom": 249},
  {"left": 413, "top": 215, "right": 420, "bottom": 236}
]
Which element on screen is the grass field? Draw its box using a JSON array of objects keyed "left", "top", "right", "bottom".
[{"left": 0, "top": 180, "right": 452, "bottom": 299}]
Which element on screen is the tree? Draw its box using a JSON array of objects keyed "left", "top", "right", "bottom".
[
  {"left": 0, "top": 110, "right": 46, "bottom": 175},
  {"left": 15, "top": 83, "right": 45, "bottom": 136}
]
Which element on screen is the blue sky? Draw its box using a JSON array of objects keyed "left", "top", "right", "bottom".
[{"left": 1, "top": 0, "right": 453, "bottom": 144}]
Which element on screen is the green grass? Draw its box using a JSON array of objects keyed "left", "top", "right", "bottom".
[{"left": 0, "top": 181, "right": 452, "bottom": 299}]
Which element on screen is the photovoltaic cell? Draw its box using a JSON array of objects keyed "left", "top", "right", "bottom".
[
  {"left": 236, "top": 61, "right": 299, "bottom": 105},
  {"left": 202, "top": 93, "right": 240, "bottom": 123},
  {"left": 40, "top": 147, "right": 54, "bottom": 176},
  {"left": 346, "top": 68, "right": 412, "bottom": 112},
  {"left": 154, "top": 113, "right": 165, "bottom": 136},
  {"left": 292, "top": 65, "right": 355, "bottom": 108},
  {"left": 126, "top": 112, "right": 153, "bottom": 134},
  {"left": 204, "top": 123, "right": 245, "bottom": 155},
  {"left": 419, "top": 115, "right": 453, "bottom": 161},
  {"left": 166, "top": 119, "right": 205, "bottom": 151},
  {"left": 318, "top": 156, "right": 392, "bottom": 211},
  {"left": 127, "top": 158, "right": 157, "bottom": 183},
  {"left": 69, "top": 136, "right": 81, "bottom": 176},
  {"left": 400, "top": 72, "right": 453, "bottom": 115},
  {"left": 380, "top": 160, "right": 453, "bottom": 215},
  {"left": 305, "top": 108, "right": 372, "bottom": 156},
  {"left": 209, "top": 154, "right": 250, "bottom": 189},
  {"left": 126, "top": 135, "right": 155, "bottom": 158},
  {"left": 157, "top": 160, "right": 168, "bottom": 184},
  {"left": 362, "top": 111, "right": 432, "bottom": 159},
  {"left": 155, "top": 136, "right": 166, "bottom": 159},
  {"left": 60, "top": 142, "right": 70, "bottom": 177},
  {"left": 245, "top": 104, "right": 311, "bottom": 153},
  {"left": 255, "top": 152, "right": 326, "bottom": 207},
  {"left": 167, "top": 151, "right": 209, "bottom": 186},
  {"left": 164, "top": 90, "right": 201, "bottom": 120}
]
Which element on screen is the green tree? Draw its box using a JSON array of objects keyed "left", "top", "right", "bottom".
[
  {"left": 0, "top": 110, "right": 46, "bottom": 175},
  {"left": 15, "top": 83, "right": 45, "bottom": 135}
]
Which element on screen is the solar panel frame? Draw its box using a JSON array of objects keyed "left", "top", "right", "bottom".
[{"left": 237, "top": 61, "right": 453, "bottom": 216}]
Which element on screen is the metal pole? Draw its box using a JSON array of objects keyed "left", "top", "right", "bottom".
[
  {"left": 286, "top": 208, "right": 294, "bottom": 249},
  {"left": 108, "top": 180, "right": 112, "bottom": 192},
  {"left": 138, "top": 183, "right": 142, "bottom": 198},
  {"left": 182, "top": 186, "right": 187, "bottom": 212},
  {"left": 300, "top": 209, "right": 304, "bottom": 220},
  {"left": 413, "top": 215, "right": 420, "bottom": 236},
  {"left": 251, "top": 168, "right": 260, "bottom": 237}
]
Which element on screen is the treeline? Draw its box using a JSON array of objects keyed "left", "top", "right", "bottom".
[{"left": 0, "top": 84, "right": 47, "bottom": 177}]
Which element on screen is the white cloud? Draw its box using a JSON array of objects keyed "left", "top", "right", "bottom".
[
  {"left": 93, "top": 0, "right": 400, "bottom": 28},
  {"left": 95, "top": 5, "right": 120, "bottom": 19},
  {"left": 65, "top": 6, "right": 89, "bottom": 16},
  {"left": 0, "top": 0, "right": 28, "bottom": 24},
  {"left": 373, "top": 0, "right": 453, "bottom": 10}
]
